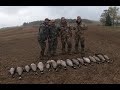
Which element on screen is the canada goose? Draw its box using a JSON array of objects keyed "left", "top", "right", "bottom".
[
  {"left": 50, "top": 60, "right": 58, "bottom": 71},
  {"left": 16, "top": 67, "right": 23, "bottom": 80},
  {"left": 46, "top": 63, "right": 51, "bottom": 71},
  {"left": 77, "top": 58, "right": 86, "bottom": 66},
  {"left": 60, "top": 60, "right": 67, "bottom": 70},
  {"left": 66, "top": 59, "right": 76, "bottom": 69},
  {"left": 9, "top": 67, "right": 15, "bottom": 78},
  {"left": 95, "top": 54, "right": 106, "bottom": 63},
  {"left": 93, "top": 56, "right": 101, "bottom": 64},
  {"left": 83, "top": 57, "right": 91, "bottom": 64},
  {"left": 46, "top": 60, "right": 52, "bottom": 71},
  {"left": 89, "top": 56, "right": 97, "bottom": 63},
  {"left": 57, "top": 60, "right": 62, "bottom": 68},
  {"left": 30, "top": 63, "right": 37, "bottom": 75},
  {"left": 37, "top": 62, "right": 44, "bottom": 74},
  {"left": 103, "top": 54, "right": 111, "bottom": 63},
  {"left": 25, "top": 65, "right": 30, "bottom": 73},
  {"left": 71, "top": 59, "right": 80, "bottom": 68}
]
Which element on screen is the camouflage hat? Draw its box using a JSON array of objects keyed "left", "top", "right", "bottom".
[
  {"left": 61, "top": 17, "right": 65, "bottom": 20},
  {"left": 77, "top": 16, "right": 81, "bottom": 19},
  {"left": 45, "top": 18, "right": 50, "bottom": 21}
]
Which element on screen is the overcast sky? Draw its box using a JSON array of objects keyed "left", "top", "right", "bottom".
[{"left": 0, "top": 6, "right": 118, "bottom": 28}]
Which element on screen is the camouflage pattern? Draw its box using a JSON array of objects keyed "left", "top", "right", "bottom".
[
  {"left": 60, "top": 18, "right": 72, "bottom": 54},
  {"left": 74, "top": 17, "right": 87, "bottom": 56},
  {"left": 38, "top": 20, "right": 50, "bottom": 57},
  {"left": 47, "top": 20, "right": 60, "bottom": 56}
]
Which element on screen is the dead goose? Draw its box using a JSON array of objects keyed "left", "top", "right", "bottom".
[
  {"left": 9, "top": 67, "right": 15, "bottom": 78},
  {"left": 50, "top": 60, "right": 58, "bottom": 71},
  {"left": 71, "top": 59, "right": 80, "bottom": 68},
  {"left": 37, "top": 62, "right": 44, "bottom": 74},
  {"left": 93, "top": 56, "right": 101, "bottom": 63},
  {"left": 57, "top": 60, "right": 62, "bottom": 68},
  {"left": 66, "top": 59, "right": 76, "bottom": 69},
  {"left": 46, "top": 60, "right": 51, "bottom": 71},
  {"left": 30, "top": 63, "right": 37, "bottom": 75},
  {"left": 83, "top": 57, "right": 91, "bottom": 64},
  {"left": 89, "top": 56, "right": 97, "bottom": 63},
  {"left": 95, "top": 54, "right": 106, "bottom": 63},
  {"left": 16, "top": 67, "right": 23, "bottom": 80},
  {"left": 25, "top": 65, "right": 30, "bottom": 73},
  {"left": 103, "top": 54, "right": 111, "bottom": 63},
  {"left": 77, "top": 58, "right": 86, "bottom": 66},
  {"left": 60, "top": 60, "right": 67, "bottom": 70}
]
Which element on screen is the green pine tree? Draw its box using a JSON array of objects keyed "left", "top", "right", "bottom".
[{"left": 105, "top": 14, "right": 112, "bottom": 26}]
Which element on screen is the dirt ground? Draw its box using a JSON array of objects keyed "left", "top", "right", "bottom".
[{"left": 0, "top": 25, "right": 120, "bottom": 84}]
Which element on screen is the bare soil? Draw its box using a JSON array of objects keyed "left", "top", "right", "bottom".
[{"left": 0, "top": 25, "right": 120, "bottom": 84}]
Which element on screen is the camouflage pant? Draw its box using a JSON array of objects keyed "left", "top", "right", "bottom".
[
  {"left": 48, "top": 38, "right": 58, "bottom": 55},
  {"left": 61, "top": 36, "right": 72, "bottom": 53},
  {"left": 75, "top": 35, "right": 85, "bottom": 53},
  {"left": 38, "top": 36, "right": 46, "bottom": 56}
]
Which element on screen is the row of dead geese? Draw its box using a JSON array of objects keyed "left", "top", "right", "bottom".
[{"left": 9, "top": 54, "right": 111, "bottom": 80}]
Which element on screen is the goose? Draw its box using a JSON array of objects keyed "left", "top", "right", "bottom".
[
  {"left": 30, "top": 63, "right": 37, "bottom": 71},
  {"left": 57, "top": 60, "right": 62, "bottom": 68},
  {"left": 25, "top": 65, "right": 30, "bottom": 73},
  {"left": 95, "top": 54, "right": 106, "bottom": 62},
  {"left": 16, "top": 67, "right": 23, "bottom": 80},
  {"left": 30, "top": 63, "right": 37, "bottom": 75},
  {"left": 83, "top": 57, "right": 91, "bottom": 64},
  {"left": 89, "top": 56, "right": 97, "bottom": 63},
  {"left": 93, "top": 56, "right": 101, "bottom": 63},
  {"left": 77, "top": 58, "right": 86, "bottom": 66},
  {"left": 46, "top": 60, "right": 52, "bottom": 71},
  {"left": 66, "top": 59, "right": 76, "bottom": 69},
  {"left": 46, "top": 63, "right": 51, "bottom": 71},
  {"left": 60, "top": 60, "right": 67, "bottom": 70},
  {"left": 9, "top": 67, "right": 15, "bottom": 78},
  {"left": 103, "top": 55, "right": 110, "bottom": 60},
  {"left": 50, "top": 60, "right": 58, "bottom": 71},
  {"left": 71, "top": 58, "right": 80, "bottom": 68},
  {"left": 37, "top": 62, "right": 44, "bottom": 74},
  {"left": 103, "top": 54, "right": 110, "bottom": 63}
]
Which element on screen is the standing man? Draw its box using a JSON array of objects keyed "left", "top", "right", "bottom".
[
  {"left": 38, "top": 18, "right": 50, "bottom": 58},
  {"left": 47, "top": 20, "right": 60, "bottom": 57},
  {"left": 60, "top": 17, "right": 72, "bottom": 55},
  {"left": 74, "top": 16, "right": 88, "bottom": 57}
]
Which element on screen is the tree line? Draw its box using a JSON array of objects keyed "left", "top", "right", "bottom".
[{"left": 22, "top": 19, "right": 93, "bottom": 27}]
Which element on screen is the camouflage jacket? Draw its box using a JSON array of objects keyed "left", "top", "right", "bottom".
[
  {"left": 48, "top": 25, "right": 60, "bottom": 40},
  {"left": 74, "top": 22, "right": 87, "bottom": 36},
  {"left": 38, "top": 23, "right": 49, "bottom": 41},
  {"left": 60, "top": 24, "right": 72, "bottom": 38}
]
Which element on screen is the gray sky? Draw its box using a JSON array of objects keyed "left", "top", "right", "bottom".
[{"left": 0, "top": 6, "right": 117, "bottom": 28}]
